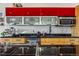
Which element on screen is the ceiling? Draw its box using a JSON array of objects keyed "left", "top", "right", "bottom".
[
  {"left": 22, "top": 3, "right": 79, "bottom": 7},
  {"left": 0, "top": 3, "right": 79, "bottom": 8}
]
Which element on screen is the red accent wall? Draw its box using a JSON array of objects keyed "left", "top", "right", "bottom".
[{"left": 6, "top": 7, "right": 75, "bottom": 16}]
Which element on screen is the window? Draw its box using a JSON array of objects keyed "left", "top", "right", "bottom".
[
  {"left": 41, "top": 17, "right": 52, "bottom": 25},
  {"left": 24, "top": 17, "right": 39, "bottom": 25},
  {"left": 41, "top": 17, "right": 59, "bottom": 25},
  {"left": 0, "top": 18, "right": 4, "bottom": 26},
  {"left": 6, "top": 17, "right": 22, "bottom": 25}
]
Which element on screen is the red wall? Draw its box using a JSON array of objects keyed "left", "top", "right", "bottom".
[{"left": 6, "top": 7, "right": 75, "bottom": 16}]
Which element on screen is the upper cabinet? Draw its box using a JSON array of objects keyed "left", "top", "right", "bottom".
[
  {"left": 6, "top": 7, "right": 75, "bottom": 16},
  {"left": 6, "top": 8, "right": 40, "bottom": 16}
]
